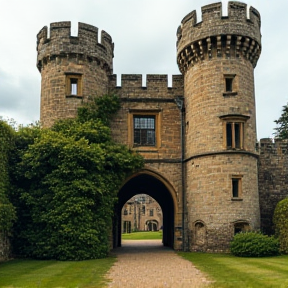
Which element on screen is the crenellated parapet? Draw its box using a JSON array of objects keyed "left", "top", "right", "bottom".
[
  {"left": 177, "top": 1, "right": 261, "bottom": 73},
  {"left": 36, "top": 22, "right": 114, "bottom": 73},
  {"left": 109, "top": 74, "right": 184, "bottom": 98}
]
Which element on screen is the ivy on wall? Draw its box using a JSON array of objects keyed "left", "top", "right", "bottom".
[
  {"left": 8, "top": 95, "right": 144, "bottom": 260},
  {"left": 0, "top": 120, "right": 16, "bottom": 234}
]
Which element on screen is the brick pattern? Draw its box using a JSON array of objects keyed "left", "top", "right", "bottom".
[
  {"left": 178, "top": 2, "right": 261, "bottom": 251},
  {"left": 258, "top": 139, "right": 288, "bottom": 234},
  {"left": 37, "top": 22, "right": 113, "bottom": 128}
]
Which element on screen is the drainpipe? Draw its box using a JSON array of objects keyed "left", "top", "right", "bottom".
[{"left": 175, "top": 96, "right": 187, "bottom": 251}]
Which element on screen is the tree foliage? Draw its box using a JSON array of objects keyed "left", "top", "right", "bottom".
[
  {"left": 273, "top": 198, "right": 288, "bottom": 254},
  {"left": 9, "top": 95, "right": 144, "bottom": 260},
  {"left": 0, "top": 120, "right": 16, "bottom": 233},
  {"left": 274, "top": 103, "right": 288, "bottom": 139}
]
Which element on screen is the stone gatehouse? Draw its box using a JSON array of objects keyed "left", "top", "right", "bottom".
[{"left": 34, "top": 1, "right": 287, "bottom": 252}]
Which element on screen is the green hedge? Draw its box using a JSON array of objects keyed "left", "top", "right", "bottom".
[
  {"left": 0, "top": 120, "right": 16, "bottom": 233},
  {"left": 230, "top": 232, "right": 279, "bottom": 257},
  {"left": 274, "top": 198, "right": 288, "bottom": 254}
]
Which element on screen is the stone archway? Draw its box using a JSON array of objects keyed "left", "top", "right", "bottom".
[{"left": 114, "top": 170, "right": 176, "bottom": 248}]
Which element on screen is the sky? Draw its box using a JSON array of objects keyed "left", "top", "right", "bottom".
[{"left": 0, "top": 0, "right": 287, "bottom": 139}]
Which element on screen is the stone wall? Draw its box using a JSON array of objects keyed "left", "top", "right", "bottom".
[
  {"left": 258, "top": 138, "right": 288, "bottom": 234},
  {"left": 37, "top": 22, "right": 114, "bottom": 128}
]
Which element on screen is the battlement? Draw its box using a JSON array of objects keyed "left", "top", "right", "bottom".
[
  {"left": 109, "top": 74, "right": 184, "bottom": 98},
  {"left": 177, "top": 1, "right": 261, "bottom": 73},
  {"left": 259, "top": 138, "right": 288, "bottom": 154},
  {"left": 36, "top": 22, "right": 114, "bottom": 72}
]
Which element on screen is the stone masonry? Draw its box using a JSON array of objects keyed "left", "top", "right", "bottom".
[{"left": 35, "top": 2, "right": 287, "bottom": 252}]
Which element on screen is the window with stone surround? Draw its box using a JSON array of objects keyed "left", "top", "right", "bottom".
[
  {"left": 223, "top": 74, "right": 237, "bottom": 96},
  {"left": 128, "top": 110, "right": 161, "bottom": 149},
  {"left": 231, "top": 175, "right": 243, "bottom": 200},
  {"left": 149, "top": 209, "right": 154, "bottom": 216},
  {"left": 134, "top": 116, "right": 155, "bottom": 146},
  {"left": 65, "top": 73, "right": 82, "bottom": 97},
  {"left": 220, "top": 115, "right": 250, "bottom": 150}
]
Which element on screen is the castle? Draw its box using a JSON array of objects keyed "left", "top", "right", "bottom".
[{"left": 35, "top": 1, "right": 288, "bottom": 252}]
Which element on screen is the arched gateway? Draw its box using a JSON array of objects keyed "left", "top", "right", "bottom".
[{"left": 114, "top": 170, "right": 177, "bottom": 248}]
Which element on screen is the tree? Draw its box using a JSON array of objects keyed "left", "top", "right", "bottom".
[
  {"left": 273, "top": 198, "right": 288, "bottom": 254},
  {"left": 0, "top": 120, "right": 16, "bottom": 259},
  {"left": 9, "top": 95, "right": 144, "bottom": 260},
  {"left": 274, "top": 103, "right": 288, "bottom": 139}
]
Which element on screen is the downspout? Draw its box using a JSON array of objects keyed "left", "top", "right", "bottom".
[{"left": 175, "top": 97, "right": 187, "bottom": 251}]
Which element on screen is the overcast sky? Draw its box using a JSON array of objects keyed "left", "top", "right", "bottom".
[{"left": 0, "top": 0, "right": 287, "bottom": 139}]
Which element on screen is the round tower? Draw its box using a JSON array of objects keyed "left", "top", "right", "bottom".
[
  {"left": 177, "top": 2, "right": 261, "bottom": 251},
  {"left": 37, "top": 22, "right": 114, "bottom": 127}
]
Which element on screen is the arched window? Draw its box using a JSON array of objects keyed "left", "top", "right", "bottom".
[
  {"left": 234, "top": 221, "right": 250, "bottom": 235},
  {"left": 195, "top": 221, "right": 206, "bottom": 246}
]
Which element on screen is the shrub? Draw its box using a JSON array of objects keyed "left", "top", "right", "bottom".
[
  {"left": 273, "top": 198, "right": 288, "bottom": 254},
  {"left": 230, "top": 231, "right": 279, "bottom": 257}
]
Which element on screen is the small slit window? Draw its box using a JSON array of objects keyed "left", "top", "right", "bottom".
[
  {"left": 223, "top": 74, "right": 237, "bottom": 96},
  {"left": 70, "top": 78, "right": 78, "bottom": 95},
  {"left": 231, "top": 175, "right": 243, "bottom": 200},
  {"left": 232, "top": 178, "right": 240, "bottom": 197},
  {"left": 226, "top": 78, "right": 233, "bottom": 92},
  {"left": 65, "top": 74, "right": 82, "bottom": 97}
]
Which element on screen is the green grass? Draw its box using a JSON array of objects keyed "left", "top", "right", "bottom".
[
  {"left": 178, "top": 252, "right": 288, "bottom": 288},
  {"left": 122, "top": 231, "right": 162, "bottom": 240},
  {"left": 0, "top": 256, "right": 115, "bottom": 288}
]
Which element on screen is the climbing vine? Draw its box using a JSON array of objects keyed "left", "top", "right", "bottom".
[
  {"left": 9, "top": 95, "right": 144, "bottom": 260},
  {"left": 0, "top": 120, "right": 16, "bottom": 234}
]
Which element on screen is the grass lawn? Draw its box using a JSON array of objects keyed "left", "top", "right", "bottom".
[
  {"left": 122, "top": 231, "right": 162, "bottom": 240},
  {"left": 0, "top": 256, "right": 115, "bottom": 288},
  {"left": 178, "top": 252, "right": 288, "bottom": 288}
]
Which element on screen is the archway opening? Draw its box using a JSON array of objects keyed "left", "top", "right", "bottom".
[
  {"left": 114, "top": 173, "right": 175, "bottom": 248},
  {"left": 121, "top": 194, "right": 162, "bottom": 233}
]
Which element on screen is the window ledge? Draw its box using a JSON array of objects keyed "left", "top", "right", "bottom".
[
  {"left": 66, "top": 95, "right": 83, "bottom": 99},
  {"left": 226, "top": 148, "right": 245, "bottom": 151},
  {"left": 223, "top": 91, "right": 238, "bottom": 97},
  {"left": 133, "top": 146, "right": 159, "bottom": 153},
  {"left": 231, "top": 197, "right": 243, "bottom": 201}
]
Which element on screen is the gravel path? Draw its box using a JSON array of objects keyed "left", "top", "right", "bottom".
[{"left": 105, "top": 239, "right": 211, "bottom": 288}]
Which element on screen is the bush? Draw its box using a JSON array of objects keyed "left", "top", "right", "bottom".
[
  {"left": 273, "top": 198, "right": 288, "bottom": 254},
  {"left": 230, "top": 232, "right": 279, "bottom": 257}
]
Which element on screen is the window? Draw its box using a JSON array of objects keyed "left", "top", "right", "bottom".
[
  {"left": 149, "top": 209, "right": 154, "bottom": 216},
  {"left": 232, "top": 178, "right": 240, "bottom": 197},
  {"left": 223, "top": 74, "right": 237, "bottom": 96},
  {"left": 231, "top": 175, "right": 242, "bottom": 199},
  {"left": 134, "top": 116, "right": 155, "bottom": 146},
  {"left": 220, "top": 115, "right": 250, "bottom": 150},
  {"left": 70, "top": 78, "right": 78, "bottom": 95},
  {"left": 65, "top": 73, "right": 82, "bottom": 97},
  {"left": 225, "top": 78, "right": 233, "bottom": 92},
  {"left": 226, "top": 122, "right": 243, "bottom": 149},
  {"left": 128, "top": 110, "right": 161, "bottom": 149}
]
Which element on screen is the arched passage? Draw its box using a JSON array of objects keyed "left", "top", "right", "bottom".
[{"left": 114, "top": 170, "right": 176, "bottom": 248}]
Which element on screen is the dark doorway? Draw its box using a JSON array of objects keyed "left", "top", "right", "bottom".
[{"left": 114, "top": 172, "right": 175, "bottom": 248}]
